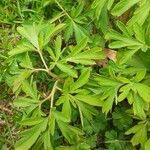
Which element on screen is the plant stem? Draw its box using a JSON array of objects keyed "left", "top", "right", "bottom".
[
  {"left": 56, "top": 86, "right": 62, "bottom": 91},
  {"left": 78, "top": 106, "right": 84, "bottom": 127},
  {"left": 40, "top": 80, "right": 59, "bottom": 105},
  {"left": 50, "top": 80, "right": 58, "bottom": 109},
  {"left": 33, "top": 68, "right": 48, "bottom": 73},
  {"left": 38, "top": 51, "right": 59, "bottom": 79},
  {"left": 47, "top": 80, "right": 59, "bottom": 123},
  {"left": 38, "top": 51, "right": 49, "bottom": 70},
  {"left": 55, "top": 0, "right": 73, "bottom": 21}
]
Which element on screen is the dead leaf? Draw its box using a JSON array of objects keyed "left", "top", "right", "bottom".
[
  {"left": 104, "top": 48, "right": 117, "bottom": 62},
  {"left": 96, "top": 48, "right": 117, "bottom": 67}
]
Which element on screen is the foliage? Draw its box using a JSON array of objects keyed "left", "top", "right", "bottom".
[{"left": 0, "top": 0, "right": 150, "bottom": 149}]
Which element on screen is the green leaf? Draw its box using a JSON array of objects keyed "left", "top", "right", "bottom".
[
  {"left": 64, "top": 21, "right": 74, "bottom": 41},
  {"left": 8, "top": 41, "right": 35, "bottom": 56},
  {"left": 20, "top": 53, "right": 33, "bottom": 69},
  {"left": 53, "top": 110, "right": 69, "bottom": 123},
  {"left": 135, "top": 83, "right": 150, "bottom": 102},
  {"left": 116, "top": 21, "right": 131, "bottom": 37},
  {"left": 71, "top": 47, "right": 103, "bottom": 60},
  {"left": 101, "top": 89, "right": 116, "bottom": 114},
  {"left": 67, "top": 58, "right": 95, "bottom": 65},
  {"left": 91, "top": 0, "right": 107, "bottom": 20},
  {"left": 48, "top": 111, "right": 56, "bottom": 136},
  {"left": 63, "top": 78, "right": 74, "bottom": 94},
  {"left": 38, "top": 24, "right": 54, "bottom": 49},
  {"left": 13, "top": 97, "right": 38, "bottom": 107},
  {"left": 15, "top": 119, "right": 48, "bottom": 150},
  {"left": 17, "top": 24, "right": 39, "bottom": 49},
  {"left": 145, "top": 139, "right": 150, "bottom": 150},
  {"left": 56, "top": 62, "right": 77, "bottom": 78},
  {"left": 56, "top": 146, "right": 76, "bottom": 150},
  {"left": 16, "top": 23, "right": 65, "bottom": 51},
  {"left": 106, "top": 29, "right": 143, "bottom": 50},
  {"left": 15, "top": 127, "right": 40, "bottom": 150},
  {"left": 55, "top": 35, "right": 62, "bottom": 59},
  {"left": 22, "top": 80, "right": 38, "bottom": 100},
  {"left": 75, "top": 95, "right": 102, "bottom": 106},
  {"left": 98, "top": 6, "right": 109, "bottom": 35},
  {"left": 105, "top": 130, "right": 125, "bottom": 149},
  {"left": 111, "top": 0, "right": 140, "bottom": 16},
  {"left": 56, "top": 143, "right": 90, "bottom": 150},
  {"left": 49, "top": 23, "right": 66, "bottom": 38},
  {"left": 13, "top": 70, "right": 32, "bottom": 92},
  {"left": 71, "top": 68, "right": 91, "bottom": 91},
  {"left": 71, "top": 1, "right": 84, "bottom": 18},
  {"left": 56, "top": 95, "right": 72, "bottom": 122},
  {"left": 94, "top": 76, "right": 120, "bottom": 86},
  {"left": 43, "top": 130, "right": 53, "bottom": 150},
  {"left": 112, "top": 107, "right": 133, "bottom": 130},
  {"left": 73, "top": 23, "right": 88, "bottom": 43},
  {"left": 107, "top": 0, "right": 115, "bottom": 10},
  {"left": 76, "top": 101, "right": 98, "bottom": 122},
  {"left": 125, "top": 123, "right": 147, "bottom": 146},
  {"left": 71, "top": 38, "right": 88, "bottom": 56},
  {"left": 117, "top": 49, "right": 138, "bottom": 64},
  {"left": 20, "top": 118, "right": 44, "bottom": 126},
  {"left": 133, "top": 93, "right": 146, "bottom": 119},
  {"left": 133, "top": 23, "right": 145, "bottom": 44},
  {"left": 127, "top": 0, "right": 150, "bottom": 27},
  {"left": 133, "top": 69, "right": 146, "bottom": 82},
  {"left": 127, "top": 91, "right": 134, "bottom": 104},
  {"left": 39, "top": 23, "right": 65, "bottom": 49},
  {"left": 118, "top": 84, "right": 130, "bottom": 102},
  {"left": 62, "top": 97, "right": 72, "bottom": 122},
  {"left": 46, "top": 46, "right": 56, "bottom": 60},
  {"left": 57, "top": 120, "right": 84, "bottom": 144},
  {"left": 67, "top": 47, "right": 104, "bottom": 65}
]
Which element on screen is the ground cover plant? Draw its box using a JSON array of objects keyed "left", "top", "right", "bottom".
[{"left": 0, "top": 0, "right": 150, "bottom": 149}]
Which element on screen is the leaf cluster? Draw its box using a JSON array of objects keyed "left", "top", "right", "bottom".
[{"left": 0, "top": 0, "right": 150, "bottom": 149}]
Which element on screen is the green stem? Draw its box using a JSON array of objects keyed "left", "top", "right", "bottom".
[
  {"left": 38, "top": 51, "right": 59, "bottom": 79},
  {"left": 55, "top": 0, "right": 73, "bottom": 21},
  {"left": 56, "top": 86, "right": 62, "bottom": 91},
  {"left": 78, "top": 106, "right": 84, "bottom": 127},
  {"left": 38, "top": 51, "right": 49, "bottom": 70},
  {"left": 40, "top": 81, "right": 59, "bottom": 105},
  {"left": 50, "top": 80, "right": 58, "bottom": 109},
  {"left": 33, "top": 68, "right": 48, "bottom": 73},
  {"left": 46, "top": 80, "right": 59, "bottom": 123}
]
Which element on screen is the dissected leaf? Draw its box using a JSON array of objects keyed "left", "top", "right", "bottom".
[
  {"left": 75, "top": 95, "right": 102, "bottom": 107},
  {"left": 57, "top": 120, "right": 84, "bottom": 144},
  {"left": 22, "top": 80, "right": 38, "bottom": 100},
  {"left": 71, "top": 68, "right": 91, "bottom": 91},
  {"left": 17, "top": 24, "right": 39, "bottom": 49},
  {"left": 13, "top": 70, "right": 32, "bottom": 92},
  {"left": 111, "top": 0, "right": 140, "bottom": 17},
  {"left": 56, "top": 62, "right": 77, "bottom": 78},
  {"left": 127, "top": 0, "right": 150, "bottom": 27},
  {"left": 126, "top": 122, "right": 147, "bottom": 146},
  {"left": 20, "top": 118, "right": 44, "bottom": 126},
  {"left": 20, "top": 53, "right": 33, "bottom": 69},
  {"left": 43, "top": 130, "right": 53, "bottom": 150},
  {"left": 15, "top": 119, "right": 48, "bottom": 150},
  {"left": 133, "top": 93, "right": 146, "bottom": 119},
  {"left": 8, "top": 41, "right": 35, "bottom": 56},
  {"left": 13, "top": 97, "right": 38, "bottom": 108}
]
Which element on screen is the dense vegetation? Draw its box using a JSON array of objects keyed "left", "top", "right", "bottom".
[{"left": 0, "top": 0, "right": 150, "bottom": 149}]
